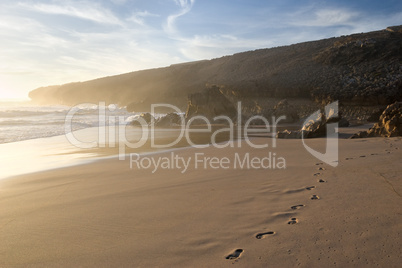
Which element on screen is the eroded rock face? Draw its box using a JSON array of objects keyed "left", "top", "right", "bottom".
[
  {"left": 273, "top": 99, "right": 299, "bottom": 123},
  {"left": 276, "top": 106, "right": 347, "bottom": 139},
  {"left": 185, "top": 85, "right": 237, "bottom": 120},
  {"left": 154, "top": 113, "right": 183, "bottom": 127},
  {"left": 351, "top": 102, "right": 402, "bottom": 138},
  {"left": 129, "top": 112, "right": 184, "bottom": 128},
  {"left": 367, "top": 109, "right": 383, "bottom": 122}
]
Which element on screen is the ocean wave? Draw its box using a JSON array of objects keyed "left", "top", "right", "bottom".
[
  {"left": 0, "top": 110, "right": 67, "bottom": 118},
  {"left": 0, "top": 103, "right": 135, "bottom": 144},
  {"left": 0, "top": 119, "right": 64, "bottom": 126}
]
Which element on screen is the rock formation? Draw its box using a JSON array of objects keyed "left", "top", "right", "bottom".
[
  {"left": 273, "top": 99, "right": 299, "bottom": 123},
  {"left": 130, "top": 113, "right": 154, "bottom": 126},
  {"left": 367, "top": 109, "right": 384, "bottom": 122},
  {"left": 276, "top": 105, "right": 348, "bottom": 139},
  {"left": 154, "top": 113, "right": 183, "bottom": 127},
  {"left": 351, "top": 102, "right": 402, "bottom": 138},
  {"left": 130, "top": 112, "right": 185, "bottom": 128},
  {"left": 185, "top": 85, "right": 237, "bottom": 120}
]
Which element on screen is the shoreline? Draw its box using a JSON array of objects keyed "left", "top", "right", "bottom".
[
  {"left": 0, "top": 124, "right": 375, "bottom": 180},
  {"left": 0, "top": 121, "right": 300, "bottom": 180},
  {"left": 0, "top": 124, "right": 235, "bottom": 180}
]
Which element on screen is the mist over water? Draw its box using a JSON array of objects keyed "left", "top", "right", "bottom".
[{"left": 0, "top": 101, "right": 134, "bottom": 144}]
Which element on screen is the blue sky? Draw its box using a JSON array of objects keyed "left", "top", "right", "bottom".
[{"left": 0, "top": 0, "right": 401, "bottom": 99}]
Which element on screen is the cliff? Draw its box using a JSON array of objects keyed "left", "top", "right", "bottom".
[{"left": 29, "top": 26, "right": 402, "bottom": 112}]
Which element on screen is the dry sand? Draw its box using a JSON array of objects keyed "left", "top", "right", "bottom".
[{"left": 0, "top": 136, "right": 401, "bottom": 267}]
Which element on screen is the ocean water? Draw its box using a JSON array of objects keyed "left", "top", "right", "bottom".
[
  {"left": 0, "top": 100, "right": 260, "bottom": 179},
  {"left": 0, "top": 101, "right": 135, "bottom": 144},
  {"left": 0, "top": 101, "right": 141, "bottom": 179}
]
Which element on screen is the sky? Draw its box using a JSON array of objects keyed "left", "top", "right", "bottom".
[{"left": 0, "top": 0, "right": 401, "bottom": 99}]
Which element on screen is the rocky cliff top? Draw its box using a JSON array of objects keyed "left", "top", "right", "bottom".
[{"left": 29, "top": 26, "right": 402, "bottom": 110}]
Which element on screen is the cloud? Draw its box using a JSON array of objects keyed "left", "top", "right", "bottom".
[
  {"left": 127, "top": 10, "right": 159, "bottom": 26},
  {"left": 0, "top": 2, "right": 180, "bottom": 94},
  {"left": 289, "top": 8, "right": 359, "bottom": 28},
  {"left": 345, "top": 11, "right": 402, "bottom": 33},
  {"left": 2, "top": 0, "right": 402, "bottom": 99},
  {"left": 177, "top": 34, "right": 275, "bottom": 61},
  {"left": 18, "top": 1, "right": 123, "bottom": 26},
  {"left": 165, "top": 0, "right": 195, "bottom": 34},
  {"left": 273, "top": 4, "right": 359, "bottom": 30},
  {"left": 110, "top": 0, "right": 127, "bottom": 5},
  {"left": 169, "top": 4, "right": 401, "bottom": 61},
  {"left": 315, "top": 9, "right": 357, "bottom": 26},
  {"left": 282, "top": 6, "right": 402, "bottom": 38}
]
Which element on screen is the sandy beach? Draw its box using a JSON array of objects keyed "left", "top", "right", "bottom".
[
  {"left": 2, "top": 1, "right": 401, "bottom": 266},
  {"left": 0, "top": 134, "right": 401, "bottom": 267}
]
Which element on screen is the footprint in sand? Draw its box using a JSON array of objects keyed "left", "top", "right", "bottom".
[
  {"left": 360, "top": 155, "right": 366, "bottom": 158},
  {"left": 255, "top": 231, "right": 275, "bottom": 239},
  {"left": 318, "top": 179, "right": 326, "bottom": 183},
  {"left": 306, "top": 186, "right": 316, "bottom": 191},
  {"left": 288, "top": 218, "right": 298, "bottom": 224},
  {"left": 345, "top": 157, "right": 354, "bottom": 160},
  {"left": 315, "top": 162, "right": 323, "bottom": 165},
  {"left": 291, "top": 204, "right": 305, "bottom": 210},
  {"left": 311, "top": 195, "right": 320, "bottom": 200},
  {"left": 318, "top": 167, "right": 325, "bottom": 171},
  {"left": 313, "top": 173, "right": 321, "bottom": 176},
  {"left": 226, "top": 249, "right": 244, "bottom": 260}
]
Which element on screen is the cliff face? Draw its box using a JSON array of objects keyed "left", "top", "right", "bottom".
[
  {"left": 29, "top": 26, "right": 402, "bottom": 110},
  {"left": 185, "top": 85, "right": 237, "bottom": 119}
]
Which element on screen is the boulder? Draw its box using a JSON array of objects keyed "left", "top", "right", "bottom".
[
  {"left": 130, "top": 113, "right": 154, "bottom": 126},
  {"left": 277, "top": 105, "right": 342, "bottom": 139},
  {"left": 350, "top": 131, "right": 368, "bottom": 139},
  {"left": 301, "top": 111, "right": 327, "bottom": 138},
  {"left": 339, "top": 118, "right": 350, "bottom": 127},
  {"left": 351, "top": 102, "right": 402, "bottom": 138},
  {"left": 154, "top": 113, "right": 183, "bottom": 127}
]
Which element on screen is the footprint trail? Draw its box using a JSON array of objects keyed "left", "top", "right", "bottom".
[
  {"left": 226, "top": 249, "right": 243, "bottom": 260},
  {"left": 255, "top": 231, "right": 275, "bottom": 239}
]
